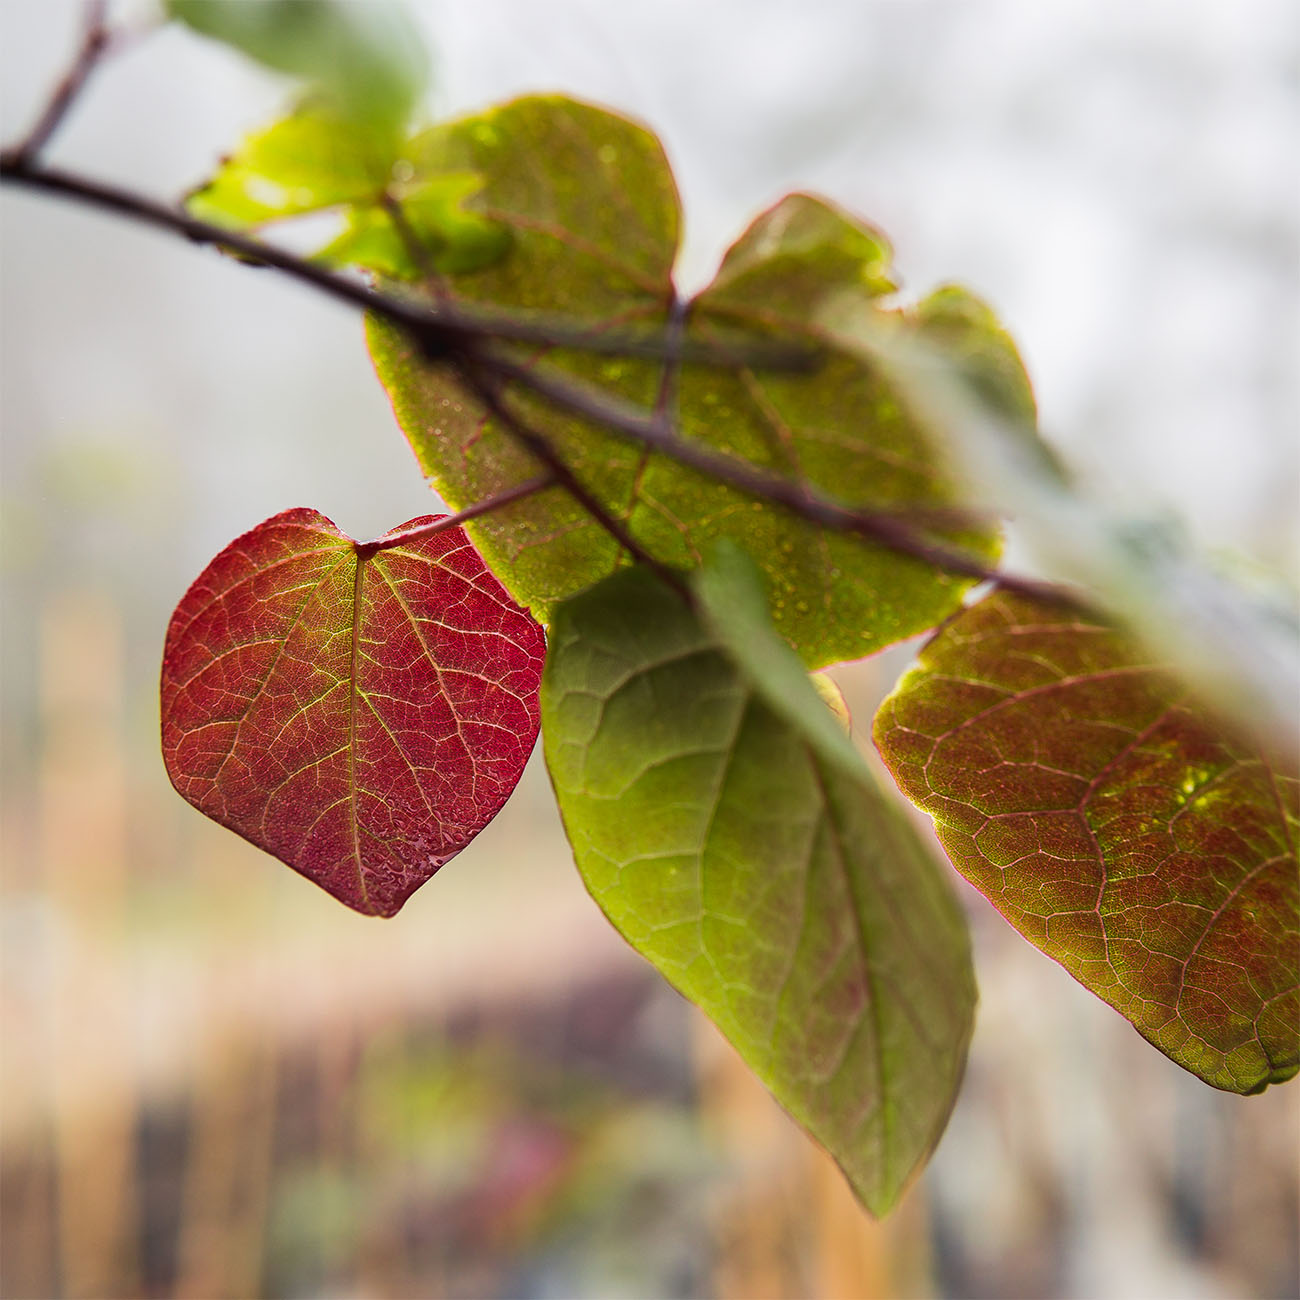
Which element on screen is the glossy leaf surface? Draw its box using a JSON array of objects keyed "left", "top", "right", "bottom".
[
  {"left": 161, "top": 510, "right": 545, "bottom": 917},
  {"left": 542, "top": 549, "right": 976, "bottom": 1212},
  {"left": 368, "top": 94, "right": 1015, "bottom": 666},
  {"left": 874, "top": 588, "right": 1299, "bottom": 1093}
]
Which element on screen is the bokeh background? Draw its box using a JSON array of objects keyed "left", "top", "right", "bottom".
[{"left": 2, "top": 2, "right": 1297, "bottom": 1297}]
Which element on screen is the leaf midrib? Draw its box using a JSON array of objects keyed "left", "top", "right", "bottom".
[{"left": 348, "top": 549, "right": 370, "bottom": 911}]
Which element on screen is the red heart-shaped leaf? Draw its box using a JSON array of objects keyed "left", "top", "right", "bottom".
[{"left": 161, "top": 509, "right": 545, "bottom": 916}]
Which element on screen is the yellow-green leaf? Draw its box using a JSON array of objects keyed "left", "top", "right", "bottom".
[
  {"left": 185, "top": 103, "right": 507, "bottom": 280},
  {"left": 187, "top": 101, "right": 395, "bottom": 227},
  {"left": 367, "top": 95, "right": 1019, "bottom": 666}
]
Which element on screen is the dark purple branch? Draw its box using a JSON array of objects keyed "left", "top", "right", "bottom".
[{"left": 0, "top": 157, "right": 814, "bottom": 369}]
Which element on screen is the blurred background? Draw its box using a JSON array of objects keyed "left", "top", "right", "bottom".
[{"left": 1, "top": 2, "right": 1297, "bottom": 1297}]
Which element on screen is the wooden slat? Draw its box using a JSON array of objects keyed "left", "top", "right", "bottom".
[{"left": 40, "top": 591, "right": 139, "bottom": 1298}]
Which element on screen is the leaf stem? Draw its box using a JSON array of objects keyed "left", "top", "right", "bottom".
[
  {"left": 357, "top": 474, "right": 557, "bottom": 556},
  {"left": 379, "top": 190, "right": 448, "bottom": 298},
  {"left": 652, "top": 292, "right": 688, "bottom": 423}
]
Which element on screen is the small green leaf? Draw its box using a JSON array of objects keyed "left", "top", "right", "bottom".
[
  {"left": 167, "top": 0, "right": 427, "bottom": 135},
  {"left": 874, "top": 588, "right": 1300, "bottom": 1094},
  {"left": 185, "top": 102, "right": 506, "bottom": 280},
  {"left": 695, "top": 191, "right": 896, "bottom": 325},
  {"left": 368, "top": 96, "right": 1016, "bottom": 666},
  {"left": 909, "top": 286, "right": 1040, "bottom": 430},
  {"left": 542, "top": 549, "right": 976, "bottom": 1213},
  {"left": 186, "top": 100, "right": 395, "bottom": 227}
]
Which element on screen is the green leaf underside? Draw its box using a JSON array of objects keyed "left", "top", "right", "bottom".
[
  {"left": 168, "top": 0, "right": 427, "bottom": 137},
  {"left": 874, "top": 589, "right": 1300, "bottom": 1093},
  {"left": 541, "top": 550, "right": 976, "bottom": 1213},
  {"left": 186, "top": 103, "right": 507, "bottom": 278},
  {"left": 367, "top": 93, "right": 1019, "bottom": 668}
]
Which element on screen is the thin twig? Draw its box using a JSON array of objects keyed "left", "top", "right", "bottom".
[
  {"left": 457, "top": 360, "right": 691, "bottom": 599},
  {"left": 0, "top": 159, "right": 476, "bottom": 358},
  {"left": 356, "top": 474, "right": 556, "bottom": 557},
  {"left": 10, "top": 0, "right": 110, "bottom": 165},
  {"left": 0, "top": 157, "right": 816, "bottom": 370}
]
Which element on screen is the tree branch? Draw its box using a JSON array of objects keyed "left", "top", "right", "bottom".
[
  {"left": 9, "top": 0, "right": 110, "bottom": 166},
  {"left": 0, "top": 156, "right": 814, "bottom": 371}
]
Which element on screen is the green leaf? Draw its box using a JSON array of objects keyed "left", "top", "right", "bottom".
[
  {"left": 541, "top": 547, "right": 976, "bottom": 1213},
  {"left": 366, "top": 94, "right": 679, "bottom": 616},
  {"left": 167, "top": 0, "right": 427, "bottom": 136},
  {"left": 185, "top": 103, "right": 507, "bottom": 279},
  {"left": 874, "top": 587, "right": 1300, "bottom": 1094},
  {"left": 909, "top": 285, "right": 1043, "bottom": 438},
  {"left": 367, "top": 95, "right": 1016, "bottom": 666},
  {"left": 186, "top": 101, "right": 395, "bottom": 227}
]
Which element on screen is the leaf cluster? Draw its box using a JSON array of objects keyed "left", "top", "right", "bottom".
[{"left": 15, "top": 1, "right": 1297, "bottom": 1218}]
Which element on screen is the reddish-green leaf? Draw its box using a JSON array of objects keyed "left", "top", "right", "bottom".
[
  {"left": 874, "top": 589, "right": 1300, "bottom": 1093},
  {"left": 161, "top": 510, "right": 545, "bottom": 917}
]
